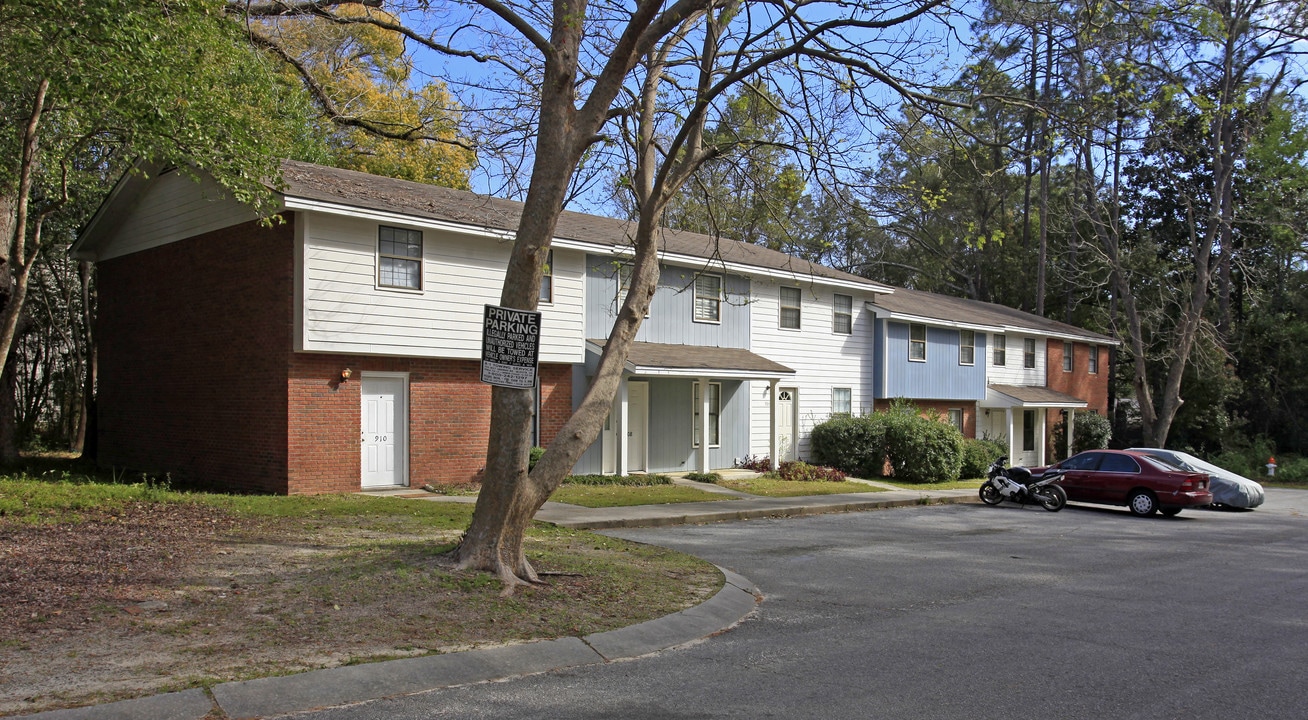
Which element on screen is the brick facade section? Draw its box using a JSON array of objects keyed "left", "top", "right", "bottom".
[
  {"left": 97, "top": 218, "right": 295, "bottom": 493},
  {"left": 97, "top": 214, "right": 574, "bottom": 495},
  {"left": 286, "top": 357, "right": 571, "bottom": 493},
  {"left": 1045, "top": 339, "right": 1111, "bottom": 453},
  {"left": 872, "top": 398, "right": 976, "bottom": 439}
]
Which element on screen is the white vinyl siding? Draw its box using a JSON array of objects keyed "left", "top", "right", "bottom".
[
  {"left": 90, "top": 170, "right": 258, "bottom": 262},
  {"left": 989, "top": 334, "right": 1044, "bottom": 386},
  {"left": 298, "top": 213, "right": 585, "bottom": 363},
  {"left": 749, "top": 282, "right": 875, "bottom": 461}
]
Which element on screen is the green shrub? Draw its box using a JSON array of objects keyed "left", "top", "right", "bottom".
[
  {"left": 562, "top": 473, "right": 672, "bottom": 486},
  {"left": 959, "top": 438, "right": 1005, "bottom": 479},
  {"left": 528, "top": 446, "right": 546, "bottom": 471},
  {"left": 685, "top": 472, "right": 722, "bottom": 483},
  {"left": 1271, "top": 456, "right": 1308, "bottom": 483},
  {"left": 1213, "top": 436, "right": 1278, "bottom": 479},
  {"left": 775, "top": 461, "right": 846, "bottom": 482},
  {"left": 810, "top": 414, "right": 888, "bottom": 478},
  {"left": 1051, "top": 413, "right": 1113, "bottom": 460},
  {"left": 882, "top": 404, "right": 963, "bottom": 484}
]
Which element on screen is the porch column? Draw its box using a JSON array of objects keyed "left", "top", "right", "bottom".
[
  {"left": 616, "top": 379, "right": 629, "bottom": 477},
  {"left": 1004, "top": 407, "right": 1015, "bottom": 462},
  {"left": 698, "top": 375, "right": 711, "bottom": 473},
  {"left": 769, "top": 380, "right": 779, "bottom": 471},
  {"left": 1066, "top": 409, "right": 1076, "bottom": 458},
  {"left": 1036, "top": 410, "right": 1047, "bottom": 466}
]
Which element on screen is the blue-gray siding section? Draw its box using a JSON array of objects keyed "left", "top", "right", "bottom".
[
  {"left": 878, "top": 320, "right": 987, "bottom": 400},
  {"left": 584, "top": 255, "right": 750, "bottom": 348},
  {"left": 570, "top": 376, "right": 749, "bottom": 474}
]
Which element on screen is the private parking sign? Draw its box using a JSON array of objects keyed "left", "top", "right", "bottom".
[{"left": 481, "top": 305, "right": 541, "bottom": 388}]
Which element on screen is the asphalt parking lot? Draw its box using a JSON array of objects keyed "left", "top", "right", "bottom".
[{"left": 301, "top": 489, "right": 1308, "bottom": 720}]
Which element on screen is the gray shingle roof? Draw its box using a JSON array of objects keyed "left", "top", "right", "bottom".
[
  {"left": 280, "top": 160, "right": 890, "bottom": 291},
  {"left": 989, "top": 384, "right": 1088, "bottom": 405},
  {"left": 871, "top": 286, "right": 1116, "bottom": 343}
]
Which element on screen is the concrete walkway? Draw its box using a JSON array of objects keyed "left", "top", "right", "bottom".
[{"left": 20, "top": 478, "right": 979, "bottom": 720}]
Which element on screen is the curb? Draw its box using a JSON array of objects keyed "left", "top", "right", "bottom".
[
  {"left": 539, "top": 493, "right": 979, "bottom": 530},
  {"left": 15, "top": 565, "right": 759, "bottom": 720}
]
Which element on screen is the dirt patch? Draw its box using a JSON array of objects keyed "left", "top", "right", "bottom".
[{"left": 0, "top": 501, "right": 721, "bottom": 716}]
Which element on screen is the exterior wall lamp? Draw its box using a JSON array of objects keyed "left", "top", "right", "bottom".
[{"left": 340, "top": 368, "right": 352, "bottom": 383}]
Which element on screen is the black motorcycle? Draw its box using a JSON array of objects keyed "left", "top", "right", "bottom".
[{"left": 979, "top": 456, "right": 1067, "bottom": 511}]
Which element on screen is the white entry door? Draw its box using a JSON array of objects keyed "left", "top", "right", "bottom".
[
  {"left": 361, "top": 374, "right": 407, "bottom": 488},
  {"left": 1018, "top": 409, "right": 1039, "bottom": 468},
  {"left": 777, "top": 387, "right": 797, "bottom": 462},
  {"left": 627, "top": 381, "right": 648, "bottom": 472}
]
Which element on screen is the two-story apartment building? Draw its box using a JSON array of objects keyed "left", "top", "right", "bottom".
[
  {"left": 868, "top": 288, "right": 1115, "bottom": 466},
  {"left": 73, "top": 161, "right": 1112, "bottom": 493}
]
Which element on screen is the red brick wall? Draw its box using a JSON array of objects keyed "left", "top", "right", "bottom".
[
  {"left": 285, "top": 356, "right": 573, "bottom": 494},
  {"left": 96, "top": 218, "right": 294, "bottom": 493},
  {"left": 1045, "top": 339, "right": 1111, "bottom": 456},
  {"left": 872, "top": 398, "right": 976, "bottom": 438}
]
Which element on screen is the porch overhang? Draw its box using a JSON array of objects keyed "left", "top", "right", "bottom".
[
  {"left": 585, "top": 340, "right": 795, "bottom": 381},
  {"left": 982, "top": 384, "right": 1088, "bottom": 409}
]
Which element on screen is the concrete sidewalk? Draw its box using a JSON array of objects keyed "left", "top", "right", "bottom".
[{"left": 19, "top": 479, "right": 978, "bottom": 720}]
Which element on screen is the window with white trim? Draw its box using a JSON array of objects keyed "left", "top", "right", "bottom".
[
  {"left": 540, "top": 249, "right": 554, "bottom": 304},
  {"left": 694, "top": 274, "right": 721, "bottom": 323},
  {"left": 959, "top": 330, "right": 975, "bottom": 365},
  {"left": 1023, "top": 338, "right": 1037, "bottom": 369},
  {"left": 909, "top": 323, "right": 927, "bottom": 361},
  {"left": 615, "top": 263, "right": 650, "bottom": 317},
  {"left": 1089, "top": 345, "right": 1100, "bottom": 374},
  {"left": 780, "top": 286, "right": 802, "bottom": 329},
  {"left": 833, "top": 294, "right": 853, "bottom": 334},
  {"left": 832, "top": 387, "right": 852, "bottom": 416},
  {"left": 993, "top": 335, "right": 1007, "bottom": 366},
  {"left": 692, "top": 382, "right": 721, "bottom": 447},
  {"left": 948, "top": 408, "right": 964, "bottom": 432},
  {"left": 1063, "top": 341, "right": 1073, "bottom": 372},
  {"left": 378, "top": 226, "right": 422, "bottom": 289}
]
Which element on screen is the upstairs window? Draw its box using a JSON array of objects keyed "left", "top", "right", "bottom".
[
  {"left": 540, "top": 249, "right": 554, "bottom": 304},
  {"left": 833, "top": 294, "right": 853, "bottom": 334},
  {"left": 1089, "top": 345, "right": 1100, "bottom": 374},
  {"left": 959, "top": 330, "right": 975, "bottom": 366},
  {"left": 694, "top": 274, "right": 721, "bottom": 323},
  {"left": 832, "top": 387, "right": 852, "bottom": 416},
  {"left": 993, "top": 335, "right": 1007, "bottom": 366},
  {"left": 378, "top": 226, "right": 422, "bottom": 290},
  {"left": 1023, "top": 338, "right": 1036, "bottom": 369},
  {"left": 780, "top": 286, "right": 802, "bottom": 329},
  {"left": 1063, "top": 341, "right": 1073, "bottom": 372},
  {"left": 909, "top": 324, "right": 927, "bottom": 361}
]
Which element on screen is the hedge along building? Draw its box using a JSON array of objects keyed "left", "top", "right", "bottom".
[
  {"left": 73, "top": 161, "right": 897, "bottom": 493},
  {"left": 867, "top": 287, "right": 1118, "bottom": 467}
]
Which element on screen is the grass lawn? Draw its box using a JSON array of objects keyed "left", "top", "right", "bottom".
[
  {"left": 713, "top": 476, "right": 887, "bottom": 497},
  {"left": 0, "top": 464, "right": 721, "bottom": 716},
  {"left": 875, "top": 478, "right": 986, "bottom": 491},
  {"left": 549, "top": 484, "right": 734, "bottom": 507}
]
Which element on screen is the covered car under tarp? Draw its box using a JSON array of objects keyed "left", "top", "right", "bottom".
[{"left": 1130, "top": 448, "right": 1266, "bottom": 509}]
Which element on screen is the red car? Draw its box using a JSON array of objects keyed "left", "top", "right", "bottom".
[{"left": 1035, "top": 449, "right": 1213, "bottom": 517}]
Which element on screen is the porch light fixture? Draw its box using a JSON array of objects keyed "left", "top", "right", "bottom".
[{"left": 340, "top": 368, "right": 352, "bottom": 383}]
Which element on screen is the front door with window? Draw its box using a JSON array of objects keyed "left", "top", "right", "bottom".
[
  {"left": 777, "top": 387, "right": 797, "bottom": 462},
  {"left": 361, "top": 374, "right": 408, "bottom": 488},
  {"left": 1019, "top": 409, "right": 1038, "bottom": 467}
]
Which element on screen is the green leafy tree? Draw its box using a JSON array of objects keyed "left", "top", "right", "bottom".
[{"left": 0, "top": 0, "right": 311, "bottom": 461}]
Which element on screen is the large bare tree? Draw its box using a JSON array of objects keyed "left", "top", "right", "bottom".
[{"left": 234, "top": 0, "right": 960, "bottom": 587}]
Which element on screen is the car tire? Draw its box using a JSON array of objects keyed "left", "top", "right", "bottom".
[
  {"left": 1128, "top": 490, "right": 1158, "bottom": 517},
  {"left": 979, "top": 481, "right": 1003, "bottom": 506},
  {"left": 1160, "top": 507, "right": 1182, "bottom": 517}
]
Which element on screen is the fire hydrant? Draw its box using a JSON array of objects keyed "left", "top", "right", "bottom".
[{"left": 1267, "top": 457, "right": 1277, "bottom": 477}]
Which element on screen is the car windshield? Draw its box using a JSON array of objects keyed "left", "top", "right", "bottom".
[{"left": 1140, "top": 455, "right": 1186, "bottom": 473}]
